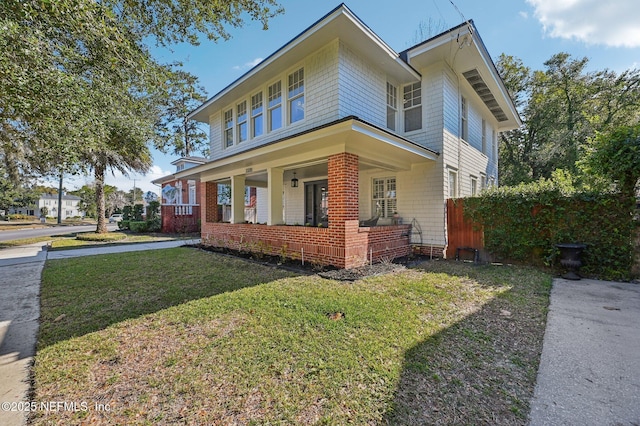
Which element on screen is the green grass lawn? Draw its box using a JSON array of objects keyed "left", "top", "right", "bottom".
[
  {"left": 0, "top": 232, "right": 190, "bottom": 250},
  {"left": 32, "top": 249, "right": 551, "bottom": 425}
]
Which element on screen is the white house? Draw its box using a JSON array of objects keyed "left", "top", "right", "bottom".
[
  {"left": 175, "top": 4, "right": 520, "bottom": 268},
  {"left": 10, "top": 193, "right": 84, "bottom": 220}
]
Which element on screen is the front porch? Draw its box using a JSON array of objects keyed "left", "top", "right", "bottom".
[{"left": 196, "top": 117, "right": 438, "bottom": 269}]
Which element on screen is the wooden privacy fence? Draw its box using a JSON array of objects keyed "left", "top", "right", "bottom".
[{"left": 446, "top": 198, "right": 484, "bottom": 261}]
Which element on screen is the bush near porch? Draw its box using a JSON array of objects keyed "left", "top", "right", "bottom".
[{"left": 462, "top": 181, "right": 636, "bottom": 281}]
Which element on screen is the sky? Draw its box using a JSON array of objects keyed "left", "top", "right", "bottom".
[{"left": 55, "top": 0, "right": 640, "bottom": 195}]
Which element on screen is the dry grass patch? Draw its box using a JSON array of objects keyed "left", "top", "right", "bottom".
[{"left": 32, "top": 250, "right": 551, "bottom": 425}]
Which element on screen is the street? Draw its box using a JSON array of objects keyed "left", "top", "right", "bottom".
[{"left": 0, "top": 223, "right": 117, "bottom": 242}]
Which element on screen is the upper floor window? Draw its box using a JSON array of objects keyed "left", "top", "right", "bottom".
[
  {"left": 403, "top": 82, "right": 421, "bottom": 132},
  {"left": 492, "top": 130, "right": 498, "bottom": 159},
  {"left": 461, "top": 96, "right": 468, "bottom": 141},
  {"left": 236, "top": 101, "right": 247, "bottom": 143},
  {"left": 224, "top": 108, "right": 234, "bottom": 147},
  {"left": 251, "top": 92, "right": 263, "bottom": 138},
  {"left": 470, "top": 176, "right": 478, "bottom": 196},
  {"left": 482, "top": 119, "right": 487, "bottom": 154},
  {"left": 288, "top": 68, "right": 304, "bottom": 123},
  {"left": 268, "top": 81, "right": 282, "bottom": 131},
  {"left": 386, "top": 82, "right": 397, "bottom": 131}
]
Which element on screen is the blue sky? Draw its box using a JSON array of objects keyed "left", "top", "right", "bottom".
[{"left": 62, "top": 0, "right": 640, "bottom": 194}]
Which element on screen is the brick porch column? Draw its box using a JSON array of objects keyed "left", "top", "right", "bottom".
[
  {"left": 328, "top": 152, "right": 359, "bottom": 227},
  {"left": 204, "top": 182, "right": 219, "bottom": 223}
]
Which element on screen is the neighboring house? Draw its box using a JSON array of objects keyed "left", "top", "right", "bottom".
[
  {"left": 152, "top": 157, "right": 206, "bottom": 233},
  {"left": 175, "top": 4, "right": 521, "bottom": 268},
  {"left": 10, "top": 193, "right": 84, "bottom": 220}
]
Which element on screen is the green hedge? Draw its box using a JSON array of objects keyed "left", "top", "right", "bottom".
[
  {"left": 463, "top": 183, "right": 635, "bottom": 280},
  {"left": 129, "top": 221, "right": 149, "bottom": 233}
]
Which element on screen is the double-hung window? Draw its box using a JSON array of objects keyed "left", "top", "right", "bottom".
[
  {"left": 448, "top": 170, "right": 458, "bottom": 198},
  {"left": 461, "top": 96, "right": 468, "bottom": 141},
  {"left": 224, "top": 108, "right": 234, "bottom": 147},
  {"left": 288, "top": 68, "right": 304, "bottom": 123},
  {"left": 372, "top": 177, "right": 397, "bottom": 218},
  {"left": 268, "top": 81, "right": 282, "bottom": 131},
  {"left": 403, "top": 82, "right": 422, "bottom": 132},
  {"left": 251, "top": 92, "right": 263, "bottom": 138},
  {"left": 387, "top": 82, "right": 397, "bottom": 131},
  {"left": 236, "top": 101, "right": 247, "bottom": 143}
]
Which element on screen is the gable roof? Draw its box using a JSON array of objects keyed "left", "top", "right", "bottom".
[
  {"left": 401, "top": 20, "right": 521, "bottom": 129},
  {"left": 188, "top": 3, "right": 420, "bottom": 123}
]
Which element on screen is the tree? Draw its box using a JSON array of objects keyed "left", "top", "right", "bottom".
[
  {"left": 496, "top": 53, "right": 640, "bottom": 186},
  {"left": 2, "top": 0, "right": 283, "bottom": 231},
  {"left": 581, "top": 124, "right": 640, "bottom": 205}
]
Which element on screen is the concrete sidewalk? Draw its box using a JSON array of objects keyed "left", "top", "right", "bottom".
[
  {"left": 0, "top": 244, "right": 47, "bottom": 426},
  {"left": 528, "top": 278, "right": 640, "bottom": 425},
  {"left": 0, "top": 239, "right": 198, "bottom": 426}
]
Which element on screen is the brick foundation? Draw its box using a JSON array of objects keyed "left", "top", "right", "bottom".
[{"left": 201, "top": 222, "right": 412, "bottom": 269}]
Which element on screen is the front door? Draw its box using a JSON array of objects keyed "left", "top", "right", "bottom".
[{"left": 304, "top": 180, "right": 328, "bottom": 227}]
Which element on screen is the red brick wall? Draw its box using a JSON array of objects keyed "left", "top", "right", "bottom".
[
  {"left": 204, "top": 182, "right": 219, "bottom": 223},
  {"left": 328, "top": 152, "right": 359, "bottom": 226},
  {"left": 201, "top": 222, "right": 413, "bottom": 269}
]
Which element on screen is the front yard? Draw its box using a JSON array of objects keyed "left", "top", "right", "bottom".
[{"left": 32, "top": 248, "right": 551, "bottom": 425}]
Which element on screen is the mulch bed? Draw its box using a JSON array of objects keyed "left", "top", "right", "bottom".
[{"left": 187, "top": 243, "right": 428, "bottom": 280}]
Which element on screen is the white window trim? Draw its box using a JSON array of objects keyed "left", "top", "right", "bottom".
[
  {"left": 461, "top": 96, "right": 468, "bottom": 142},
  {"left": 287, "top": 67, "right": 305, "bottom": 124},
  {"left": 221, "top": 64, "right": 306, "bottom": 149},
  {"left": 372, "top": 176, "right": 397, "bottom": 219},
  {"left": 448, "top": 169, "right": 458, "bottom": 199},
  {"left": 403, "top": 81, "right": 422, "bottom": 133},
  {"left": 386, "top": 81, "right": 398, "bottom": 132}
]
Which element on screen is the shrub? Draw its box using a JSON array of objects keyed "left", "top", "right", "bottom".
[
  {"left": 146, "top": 218, "right": 161, "bottom": 232},
  {"left": 129, "top": 221, "right": 149, "bottom": 233},
  {"left": 463, "top": 181, "right": 635, "bottom": 280},
  {"left": 118, "top": 220, "right": 130, "bottom": 231}
]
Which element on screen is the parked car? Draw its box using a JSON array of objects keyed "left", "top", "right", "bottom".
[{"left": 108, "top": 214, "right": 123, "bottom": 223}]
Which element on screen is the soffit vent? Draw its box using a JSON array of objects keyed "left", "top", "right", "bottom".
[{"left": 463, "top": 69, "right": 508, "bottom": 122}]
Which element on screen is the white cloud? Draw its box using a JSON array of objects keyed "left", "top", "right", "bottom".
[
  {"left": 527, "top": 0, "right": 640, "bottom": 47},
  {"left": 519, "top": 11, "right": 529, "bottom": 19},
  {"left": 232, "top": 57, "right": 264, "bottom": 71}
]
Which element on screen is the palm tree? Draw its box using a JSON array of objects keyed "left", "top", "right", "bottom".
[{"left": 86, "top": 119, "right": 152, "bottom": 234}]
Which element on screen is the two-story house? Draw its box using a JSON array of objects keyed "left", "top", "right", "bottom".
[{"left": 176, "top": 4, "right": 520, "bottom": 268}]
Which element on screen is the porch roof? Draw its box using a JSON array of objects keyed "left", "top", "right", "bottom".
[{"left": 175, "top": 116, "right": 439, "bottom": 183}]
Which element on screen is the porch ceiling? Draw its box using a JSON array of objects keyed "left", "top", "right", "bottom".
[{"left": 195, "top": 117, "right": 438, "bottom": 183}]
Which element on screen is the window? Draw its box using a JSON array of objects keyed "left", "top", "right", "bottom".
[
  {"left": 448, "top": 170, "right": 458, "bottom": 198},
  {"left": 386, "top": 82, "right": 397, "bottom": 131},
  {"left": 403, "top": 82, "right": 422, "bottom": 132},
  {"left": 251, "top": 92, "right": 263, "bottom": 137},
  {"left": 470, "top": 176, "right": 478, "bottom": 196},
  {"left": 492, "top": 130, "right": 498, "bottom": 159},
  {"left": 236, "top": 101, "right": 247, "bottom": 143},
  {"left": 66, "top": 200, "right": 72, "bottom": 206},
  {"left": 482, "top": 119, "right": 487, "bottom": 154},
  {"left": 224, "top": 108, "right": 234, "bottom": 147},
  {"left": 480, "top": 174, "right": 486, "bottom": 190},
  {"left": 268, "top": 81, "right": 282, "bottom": 131},
  {"left": 372, "top": 177, "right": 397, "bottom": 218},
  {"left": 461, "top": 96, "right": 468, "bottom": 141},
  {"left": 188, "top": 182, "right": 196, "bottom": 205},
  {"left": 288, "top": 68, "right": 304, "bottom": 123}
]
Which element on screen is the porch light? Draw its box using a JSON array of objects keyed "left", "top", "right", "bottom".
[{"left": 291, "top": 171, "right": 299, "bottom": 188}]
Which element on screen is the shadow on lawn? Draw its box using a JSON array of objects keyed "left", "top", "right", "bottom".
[
  {"left": 384, "top": 262, "right": 551, "bottom": 426},
  {"left": 38, "top": 247, "right": 300, "bottom": 349}
]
